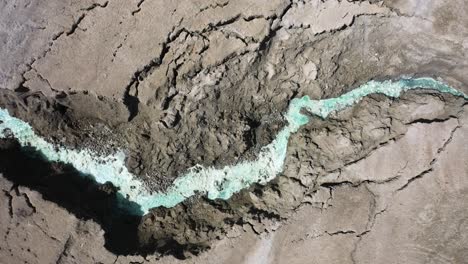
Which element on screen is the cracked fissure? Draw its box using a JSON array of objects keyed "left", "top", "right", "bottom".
[
  {"left": 349, "top": 117, "right": 462, "bottom": 263},
  {"left": 122, "top": 2, "right": 292, "bottom": 121},
  {"left": 68, "top": 1, "right": 109, "bottom": 36},
  {"left": 0, "top": 77, "right": 466, "bottom": 215},
  {"left": 14, "top": 1, "right": 110, "bottom": 93},
  {"left": 395, "top": 121, "right": 461, "bottom": 192}
]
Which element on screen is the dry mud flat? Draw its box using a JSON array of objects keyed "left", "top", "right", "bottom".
[{"left": 1, "top": 0, "right": 468, "bottom": 263}]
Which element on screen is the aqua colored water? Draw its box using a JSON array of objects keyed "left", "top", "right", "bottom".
[{"left": 0, "top": 77, "right": 466, "bottom": 215}]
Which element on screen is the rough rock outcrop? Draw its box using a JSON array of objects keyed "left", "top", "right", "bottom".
[{"left": 1, "top": 0, "right": 468, "bottom": 263}]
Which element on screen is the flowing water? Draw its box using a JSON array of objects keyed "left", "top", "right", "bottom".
[{"left": 1, "top": 77, "right": 466, "bottom": 214}]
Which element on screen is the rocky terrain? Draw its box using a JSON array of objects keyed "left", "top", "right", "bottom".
[{"left": 1, "top": 0, "right": 468, "bottom": 263}]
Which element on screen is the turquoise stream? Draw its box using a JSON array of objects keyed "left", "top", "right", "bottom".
[{"left": 0, "top": 77, "right": 467, "bottom": 215}]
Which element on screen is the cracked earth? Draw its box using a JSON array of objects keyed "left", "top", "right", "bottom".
[{"left": 1, "top": 0, "right": 468, "bottom": 263}]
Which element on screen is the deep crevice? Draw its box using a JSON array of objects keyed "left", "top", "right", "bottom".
[
  {"left": 123, "top": 86, "right": 140, "bottom": 122},
  {"left": 0, "top": 138, "right": 143, "bottom": 255}
]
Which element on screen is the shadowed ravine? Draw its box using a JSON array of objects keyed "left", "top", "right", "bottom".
[
  {"left": 0, "top": 77, "right": 467, "bottom": 215},
  {"left": 0, "top": 140, "right": 143, "bottom": 254}
]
